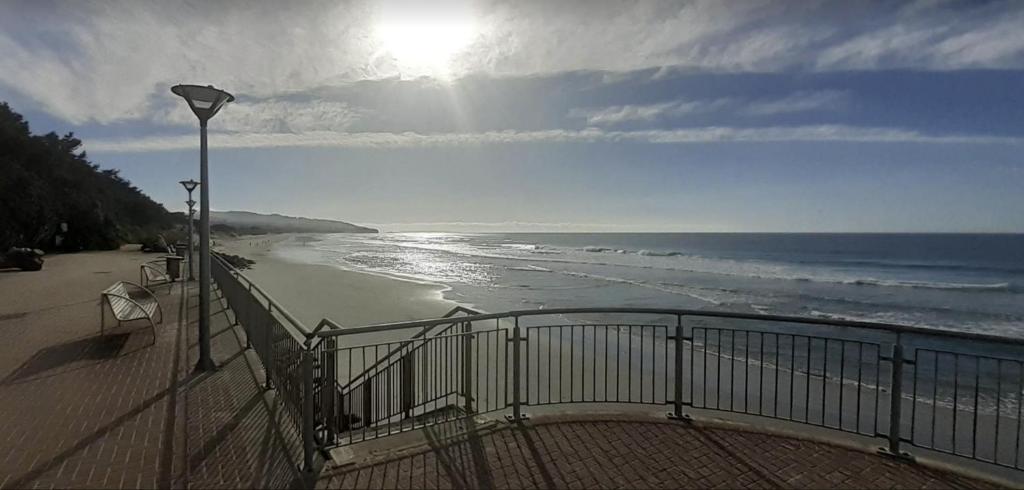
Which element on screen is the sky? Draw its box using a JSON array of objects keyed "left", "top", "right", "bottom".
[{"left": 2, "top": 0, "right": 1023, "bottom": 232}]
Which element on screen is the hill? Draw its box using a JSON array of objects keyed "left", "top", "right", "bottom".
[
  {"left": 0, "top": 102, "right": 177, "bottom": 251},
  {"left": 210, "top": 211, "right": 377, "bottom": 234}
]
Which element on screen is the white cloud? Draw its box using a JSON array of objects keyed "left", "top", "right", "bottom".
[
  {"left": 570, "top": 90, "right": 848, "bottom": 125},
  {"left": 83, "top": 125, "right": 1022, "bottom": 153},
  {"left": 741, "top": 90, "right": 848, "bottom": 116},
  {"left": 1, "top": 1, "right": 1023, "bottom": 126},
  {"left": 569, "top": 99, "right": 732, "bottom": 125},
  {"left": 153, "top": 99, "right": 362, "bottom": 133}
]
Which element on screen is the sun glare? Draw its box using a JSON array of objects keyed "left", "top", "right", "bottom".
[{"left": 373, "top": 3, "right": 477, "bottom": 78}]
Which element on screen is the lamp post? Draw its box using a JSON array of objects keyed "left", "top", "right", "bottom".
[
  {"left": 180, "top": 180, "right": 199, "bottom": 281},
  {"left": 172, "top": 84, "right": 234, "bottom": 372}
]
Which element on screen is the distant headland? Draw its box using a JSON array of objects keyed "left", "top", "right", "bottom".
[{"left": 210, "top": 211, "right": 377, "bottom": 235}]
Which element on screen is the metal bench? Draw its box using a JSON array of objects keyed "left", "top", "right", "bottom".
[
  {"left": 140, "top": 260, "right": 172, "bottom": 291},
  {"left": 100, "top": 281, "right": 163, "bottom": 339}
]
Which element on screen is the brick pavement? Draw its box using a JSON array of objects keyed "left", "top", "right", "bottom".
[
  {"left": 182, "top": 281, "right": 304, "bottom": 489},
  {"left": 0, "top": 250, "right": 189, "bottom": 489},
  {"left": 0, "top": 249, "right": 303, "bottom": 489},
  {"left": 317, "top": 415, "right": 993, "bottom": 489}
]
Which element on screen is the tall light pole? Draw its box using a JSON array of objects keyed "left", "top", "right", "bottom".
[
  {"left": 172, "top": 84, "right": 234, "bottom": 372},
  {"left": 180, "top": 179, "right": 199, "bottom": 281}
]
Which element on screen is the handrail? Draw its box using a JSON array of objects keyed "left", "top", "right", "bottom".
[
  {"left": 334, "top": 305, "right": 482, "bottom": 393},
  {"left": 314, "top": 306, "right": 1024, "bottom": 346}
]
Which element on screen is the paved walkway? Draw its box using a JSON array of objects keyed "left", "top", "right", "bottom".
[
  {"left": 317, "top": 415, "right": 993, "bottom": 489},
  {"left": 0, "top": 250, "right": 189, "bottom": 489},
  {"left": 0, "top": 249, "right": 301, "bottom": 489}
]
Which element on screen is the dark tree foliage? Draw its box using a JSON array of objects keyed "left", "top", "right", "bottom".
[{"left": 0, "top": 102, "right": 177, "bottom": 251}]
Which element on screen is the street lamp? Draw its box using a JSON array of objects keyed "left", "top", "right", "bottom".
[
  {"left": 172, "top": 84, "right": 233, "bottom": 372},
  {"left": 179, "top": 180, "right": 199, "bottom": 281}
]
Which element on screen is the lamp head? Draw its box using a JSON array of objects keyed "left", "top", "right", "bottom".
[
  {"left": 179, "top": 179, "right": 200, "bottom": 192},
  {"left": 186, "top": 199, "right": 196, "bottom": 208},
  {"left": 171, "top": 84, "right": 234, "bottom": 123}
]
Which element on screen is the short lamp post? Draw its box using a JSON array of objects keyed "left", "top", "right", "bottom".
[
  {"left": 172, "top": 84, "right": 234, "bottom": 373},
  {"left": 180, "top": 180, "right": 199, "bottom": 281}
]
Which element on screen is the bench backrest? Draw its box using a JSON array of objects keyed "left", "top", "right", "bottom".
[{"left": 103, "top": 281, "right": 129, "bottom": 297}]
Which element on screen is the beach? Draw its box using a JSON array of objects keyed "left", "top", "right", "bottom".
[{"left": 215, "top": 234, "right": 458, "bottom": 332}]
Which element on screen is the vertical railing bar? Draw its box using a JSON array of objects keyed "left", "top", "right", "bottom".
[
  {"left": 1015, "top": 362, "right": 1023, "bottom": 469},
  {"left": 702, "top": 329, "right": 708, "bottom": 408},
  {"left": 972, "top": 356, "right": 981, "bottom": 459},
  {"left": 931, "top": 351, "right": 939, "bottom": 449},
  {"left": 386, "top": 343, "right": 392, "bottom": 435},
  {"left": 805, "top": 337, "right": 811, "bottom": 423},
  {"left": 789, "top": 334, "right": 796, "bottom": 421},
  {"left": 839, "top": 340, "right": 846, "bottom": 431},
  {"left": 775, "top": 333, "right": 781, "bottom": 418},
  {"left": 641, "top": 325, "right": 647, "bottom": 404},
  {"left": 571, "top": 325, "right": 576, "bottom": 403},
  {"left": 953, "top": 354, "right": 960, "bottom": 455},
  {"left": 502, "top": 319, "right": 508, "bottom": 409},
  {"left": 549, "top": 327, "right": 554, "bottom": 404},
  {"left": 604, "top": 325, "right": 610, "bottom": 403},
  {"left": 909, "top": 348, "right": 917, "bottom": 446},
  {"left": 593, "top": 325, "right": 598, "bottom": 403},
  {"left": 730, "top": 330, "right": 737, "bottom": 412},
  {"left": 822, "top": 338, "right": 829, "bottom": 427},
  {"left": 994, "top": 359, "right": 1002, "bottom": 466},
  {"left": 614, "top": 325, "right": 622, "bottom": 403},
  {"left": 758, "top": 332, "right": 764, "bottom": 415},
  {"left": 628, "top": 325, "right": 634, "bottom": 403},
  {"left": 649, "top": 326, "right": 654, "bottom": 404},
  {"left": 361, "top": 346, "right": 367, "bottom": 442},
  {"left": 874, "top": 344, "right": 881, "bottom": 438},
  {"left": 716, "top": 329, "right": 723, "bottom": 410},
  {"left": 511, "top": 316, "right": 522, "bottom": 422},
  {"left": 888, "top": 340, "right": 904, "bottom": 456},
  {"left": 691, "top": 327, "right": 696, "bottom": 408},
  {"left": 745, "top": 330, "right": 751, "bottom": 414},
  {"left": 673, "top": 316, "right": 683, "bottom": 417},
  {"left": 856, "top": 342, "right": 863, "bottom": 434},
  {"left": 477, "top": 329, "right": 481, "bottom": 413}
]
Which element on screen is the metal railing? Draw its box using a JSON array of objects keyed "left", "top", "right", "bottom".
[{"left": 208, "top": 259, "right": 1024, "bottom": 477}]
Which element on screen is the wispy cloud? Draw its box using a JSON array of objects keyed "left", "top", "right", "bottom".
[
  {"left": 84, "top": 125, "right": 1022, "bottom": 153},
  {"left": 153, "top": 99, "right": 363, "bottom": 133},
  {"left": 741, "top": 90, "right": 848, "bottom": 116},
  {"left": 570, "top": 90, "right": 849, "bottom": 126},
  {"left": 568, "top": 99, "right": 732, "bottom": 125}
]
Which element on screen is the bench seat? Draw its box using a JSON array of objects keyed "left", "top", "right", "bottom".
[{"left": 100, "top": 281, "right": 163, "bottom": 341}]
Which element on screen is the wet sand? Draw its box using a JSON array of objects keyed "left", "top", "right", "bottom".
[{"left": 216, "top": 234, "right": 458, "bottom": 337}]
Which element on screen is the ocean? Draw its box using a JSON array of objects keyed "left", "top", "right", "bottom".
[{"left": 273, "top": 232, "right": 1024, "bottom": 337}]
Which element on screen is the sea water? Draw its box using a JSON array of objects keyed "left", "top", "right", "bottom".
[{"left": 273, "top": 232, "right": 1024, "bottom": 336}]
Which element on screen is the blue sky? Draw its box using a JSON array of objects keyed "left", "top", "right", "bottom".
[{"left": 2, "top": 0, "right": 1023, "bottom": 232}]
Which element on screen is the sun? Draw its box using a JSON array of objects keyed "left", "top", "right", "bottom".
[{"left": 373, "top": 2, "right": 478, "bottom": 78}]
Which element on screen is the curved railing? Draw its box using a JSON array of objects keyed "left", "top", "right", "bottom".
[
  {"left": 208, "top": 257, "right": 1024, "bottom": 477},
  {"left": 313, "top": 308, "right": 1024, "bottom": 475}
]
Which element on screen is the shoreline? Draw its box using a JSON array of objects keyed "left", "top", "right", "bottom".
[{"left": 215, "top": 233, "right": 460, "bottom": 340}]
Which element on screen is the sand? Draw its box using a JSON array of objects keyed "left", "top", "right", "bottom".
[{"left": 215, "top": 234, "right": 458, "bottom": 340}]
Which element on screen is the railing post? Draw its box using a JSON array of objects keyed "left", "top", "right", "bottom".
[
  {"left": 670, "top": 314, "right": 685, "bottom": 419},
  {"left": 323, "top": 336, "right": 337, "bottom": 445},
  {"left": 264, "top": 301, "right": 273, "bottom": 391},
  {"left": 506, "top": 316, "right": 527, "bottom": 422},
  {"left": 462, "top": 321, "right": 474, "bottom": 413},
  {"left": 886, "top": 338, "right": 906, "bottom": 457},
  {"left": 301, "top": 345, "right": 317, "bottom": 479}
]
